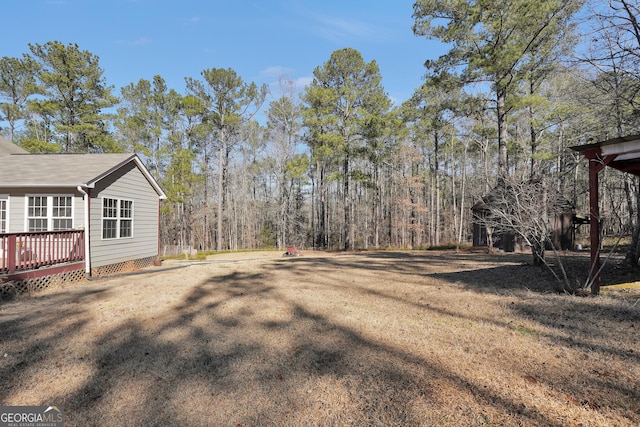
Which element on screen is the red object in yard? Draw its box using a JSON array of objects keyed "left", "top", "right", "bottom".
[{"left": 283, "top": 247, "right": 301, "bottom": 257}]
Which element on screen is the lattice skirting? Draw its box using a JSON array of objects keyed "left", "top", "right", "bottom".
[
  {"left": 90, "top": 256, "right": 155, "bottom": 277},
  {"left": 0, "top": 267, "right": 86, "bottom": 300},
  {"left": 1, "top": 257, "right": 156, "bottom": 300}
]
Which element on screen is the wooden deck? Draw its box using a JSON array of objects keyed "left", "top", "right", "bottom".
[{"left": 1, "top": 230, "right": 85, "bottom": 275}]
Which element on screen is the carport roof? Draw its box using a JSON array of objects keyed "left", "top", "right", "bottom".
[
  {"left": 570, "top": 133, "right": 640, "bottom": 294},
  {"left": 570, "top": 134, "right": 640, "bottom": 176}
]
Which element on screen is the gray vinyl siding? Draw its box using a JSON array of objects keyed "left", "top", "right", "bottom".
[
  {"left": 6, "top": 192, "right": 22, "bottom": 232},
  {"left": 89, "top": 162, "right": 160, "bottom": 268},
  {"left": 1, "top": 188, "right": 84, "bottom": 233}
]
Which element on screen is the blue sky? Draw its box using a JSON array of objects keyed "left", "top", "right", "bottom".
[{"left": 2, "top": 0, "right": 447, "bottom": 106}]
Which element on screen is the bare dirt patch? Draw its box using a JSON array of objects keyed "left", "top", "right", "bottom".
[{"left": 0, "top": 250, "right": 638, "bottom": 426}]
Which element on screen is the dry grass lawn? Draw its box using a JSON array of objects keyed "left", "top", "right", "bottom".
[{"left": 0, "top": 250, "right": 639, "bottom": 426}]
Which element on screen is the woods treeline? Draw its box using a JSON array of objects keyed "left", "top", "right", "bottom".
[{"left": 2, "top": 0, "right": 640, "bottom": 264}]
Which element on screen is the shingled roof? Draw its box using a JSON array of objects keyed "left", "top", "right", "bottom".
[
  {"left": 0, "top": 137, "right": 165, "bottom": 197},
  {"left": 0, "top": 135, "right": 28, "bottom": 155}
]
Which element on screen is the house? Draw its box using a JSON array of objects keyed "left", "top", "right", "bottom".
[{"left": 0, "top": 136, "right": 166, "bottom": 294}]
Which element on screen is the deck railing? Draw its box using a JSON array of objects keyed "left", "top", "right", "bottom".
[{"left": 0, "top": 230, "right": 85, "bottom": 274}]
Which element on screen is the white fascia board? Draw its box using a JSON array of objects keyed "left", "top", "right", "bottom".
[{"left": 601, "top": 140, "right": 640, "bottom": 156}]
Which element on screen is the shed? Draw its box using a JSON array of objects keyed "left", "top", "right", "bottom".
[{"left": 471, "top": 181, "right": 575, "bottom": 252}]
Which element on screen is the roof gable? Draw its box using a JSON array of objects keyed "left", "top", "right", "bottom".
[
  {"left": 0, "top": 135, "right": 28, "bottom": 154},
  {"left": 0, "top": 152, "right": 166, "bottom": 199}
]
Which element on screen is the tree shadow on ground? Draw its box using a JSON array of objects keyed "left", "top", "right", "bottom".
[
  {"left": 274, "top": 252, "right": 640, "bottom": 411},
  {"left": 278, "top": 250, "right": 550, "bottom": 292},
  {"left": 288, "top": 253, "right": 640, "bottom": 356},
  {"left": 0, "top": 286, "right": 111, "bottom": 402},
  {"left": 55, "top": 270, "right": 568, "bottom": 426},
  {"left": 0, "top": 253, "right": 638, "bottom": 425}
]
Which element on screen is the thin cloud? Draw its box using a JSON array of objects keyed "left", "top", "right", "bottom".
[
  {"left": 316, "top": 16, "right": 378, "bottom": 40},
  {"left": 179, "top": 15, "right": 204, "bottom": 26},
  {"left": 274, "top": 76, "right": 313, "bottom": 93},
  {"left": 295, "top": 76, "right": 313, "bottom": 90},
  {"left": 301, "top": 12, "right": 391, "bottom": 44},
  {"left": 262, "top": 69, "right": 312, "bottom": 98},
  {"left": 260, "top": 66, "right": 296, "bottom": 78},
  {"left": 277, "top": 2, "right": 392, "bottom": 44},
  {"left": 132, "top": 37, "right": 152, "bottom": 46},
  {"left": 115, "top": 37, "right": 152, "bottom": 46}
]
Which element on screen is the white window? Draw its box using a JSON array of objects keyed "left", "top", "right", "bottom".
[
  {"left": 102, "top": 197, "right": 133, "bottom": 239},
  {"left": 26, "top": 195, "right": 74, "bottom": 232},
  {"left": 0, "top": 196, "right": 7, "bottom": 233},
  {"left": 52, "top": 196, "right": 73, "bottom": 230},
  {"left": 28, "top": 196, "right": 48, "bottom": 231},
  {"left": 119, "top": 199, "right": 133, "bottom": 238}
]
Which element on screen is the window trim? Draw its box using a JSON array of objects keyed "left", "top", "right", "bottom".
[
  {"left": 101, "top": 197, "right": 134, "bottom": 240},
  {"left": 0, "top": 195, "right": 8, "bottom": 233},
  {"left": 25, "top": 194, "right": 74, "bottom": 232}
]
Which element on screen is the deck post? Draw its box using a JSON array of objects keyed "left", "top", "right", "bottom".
[{"left": 7, "top": 234, "right": 16, "bottom": 274}]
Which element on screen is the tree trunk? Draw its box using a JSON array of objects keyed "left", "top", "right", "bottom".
[
  {"left": 456, "top": 142, "right": 468, "bottom": 249},
  {"left": 203, "top": 146, "right": 210, "bottom": 250},
  {"left": 496, "top": 86, "right": 509, "bottom": 180},
  {"left": 317, "top": 163, "right": 327, "bottom": 249},
  {"left": 343, "top": 154, "right": 352, "bottom": 251},
  {"left": 434, "top": 131, "right": 441, "bottom": 246},
  {"left": 410, "top": 162, "right": 418, "bottom": 249},
  {"left": 216, "top": 138, "right": 224, "bottom": 252}
]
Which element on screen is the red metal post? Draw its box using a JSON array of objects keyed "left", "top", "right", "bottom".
[{"left": 589, "top": 158, "right": 601, "bottom": 295}]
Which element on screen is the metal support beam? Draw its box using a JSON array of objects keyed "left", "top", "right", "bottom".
[
  {"left": 588, "top": 158, "right": 601, "bottom": 294},
  {"left": 586, "top": 153, "right": 616, "bottom": 295}
]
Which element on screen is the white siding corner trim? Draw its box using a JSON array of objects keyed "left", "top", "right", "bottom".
[
  {"left": 0, "top": 195, "right": 8, "bottom": 233},
  {"left": 77, "top": 186, "right": 91, "bottom": 275}
]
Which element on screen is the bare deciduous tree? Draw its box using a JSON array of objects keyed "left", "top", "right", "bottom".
[{"left": 474, "top": 177, "right": 575, "bottom": 291}]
